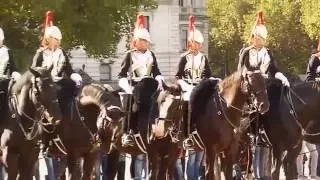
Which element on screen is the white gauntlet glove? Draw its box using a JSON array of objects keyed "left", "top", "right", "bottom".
[
  {"left": 275, "top": 72, "right": 290, "bottom": 87},
  {"left": 119, "top": 78, "right": 133, "bottom": 94},
  {"left": 209, "top": 77, "right": 222, "bottom": 82},
  {"left": 155, "top": 75, "right": 165, "bottom": 90},
  {"left": 11, "top": 71, "right": 21, "bottom": 81}
]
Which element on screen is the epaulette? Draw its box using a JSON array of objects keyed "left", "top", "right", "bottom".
[
  {"left": 37, "top": 46, "right": 47, "bottom": 53},
  {"left": 0, "top": 45, "right": 9, "bottom": 51},
  {"left": 125, "top": 49, "right": 137, "bottom": 54},
  {"left": 180, "top": 51, "right": 191, "bottom": 57}
]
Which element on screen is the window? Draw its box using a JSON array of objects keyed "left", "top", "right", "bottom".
[
  {"left": 100, "top": 63, "right": 111, "bottom": 81},
  {"left": 144, "top": 16, "right": 150, "bottom": 31},
  {"left": 180, "top": 28, "right": 188, "bottom": 52},
  {"left": 179, "top": 0, "right": 184, "bottom": 7}
]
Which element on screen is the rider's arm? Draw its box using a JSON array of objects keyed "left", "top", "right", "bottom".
[
  {"left": 267, "top": 50, "right": 280, "bottom": 78},
  {"left": 118, "top": 52, "right": 131, "bottom": 79},
  {"left": 175, "top": 56, "right": 187, "bottom": 79},
  {"left": 202, "top": 56, "right": 212, "bottom": 79},
  {"left": 31, "top": 49, "right": 44, "bottom": 67},
  {"left": 151, "top": 52, "right": 161, "bottom": 78},
  {"left": 305, "top": 55, "right": 319, "bottom": 82},
  {"left": 237, "top": 48, "right": 249, "bottom": 70},
  {"left": 59, "top": 50, "right": 73, "bottom": 77}
]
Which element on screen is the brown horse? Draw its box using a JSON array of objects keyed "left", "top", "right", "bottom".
[
  {"left": 45, "top": 82, "right": 124, "bottom": 180},
  {"left": 189, "top": 66, "right": 269, "bottom": 180},
  {"left": 148, "top": 79, "right": 184, "bottom": 180},
  {"left": 99, "top": 77, "right": 184, "bottom": 180},
  {"left": 1, "top": 67, "right": 62, "bottom": 180}
]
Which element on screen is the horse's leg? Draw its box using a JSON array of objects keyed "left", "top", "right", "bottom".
[
  {"left": 271, "top": 148, "right": 283, "bottom": 180},
  {"left": 66, "top": 153, "right": 81, "bottom": 180},
  {"left": 283, "top": 146, "right": 300, "bottom": 180},
  {"left": 166, "top": 145, "right": 179, "bottom": 180},
  {"left": 149, "top": 147, "right": 159, "bottom": 180},
  {"left": 105, "top": 150, "right": 120, "bottom": 180},
  {"left": 82, "top": 151, "right": 98, "bottom": 180},
  {"left": 2, "top": 147, "right": 18, "bottom": 180},
  {"left": 17, "top": 149, "right": 38, "bottom": 180},
  {"left": 205, "top": 147, "right": 215, "bottom": 180}
]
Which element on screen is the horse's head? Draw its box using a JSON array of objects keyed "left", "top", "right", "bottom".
[
  {"left": 156, "top": 79, "right": 183, "bottom": 121},
  {"left": 79, "top": 84, "right": 125, "bottom": 151},
  {"left": 241, "top": 63, "right": 270, "bottom": 114},
  {"left": 28, "top": 67, "right": 62, "bottom": 124}
]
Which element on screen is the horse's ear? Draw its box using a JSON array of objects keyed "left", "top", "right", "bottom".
[{"left": 29, "top": 67, "right": 41, "bottom": 77}]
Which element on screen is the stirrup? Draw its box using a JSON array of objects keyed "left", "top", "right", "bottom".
[{"left": 183, "top": 130, "right": 205, "bottom": 150}]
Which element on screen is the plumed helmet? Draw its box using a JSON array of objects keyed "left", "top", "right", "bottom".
[
  {"left": 133, "top": 15, "right": 151, "bottom": 42},
  {"left": 44, "top": 26, "right": 62, "bottom": 40},
  {"left": 187, "top": 15, "right": 204, "bottom": 44},
  {"left": 251, "top": 11, "right": 268, "bottom": 40}
]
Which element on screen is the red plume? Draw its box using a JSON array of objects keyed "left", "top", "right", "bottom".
[
  {"left": 187, "top": 15, "right": 195, "bottom": 50},
  {"left": 41, "top": 11, "right": 54, "bottom": 47},
  {"left": 255, "top": 11, "right": 265, "bottom": 26},
  {"left": 136, "top": 14, "right": 145, "bottom": 29}
]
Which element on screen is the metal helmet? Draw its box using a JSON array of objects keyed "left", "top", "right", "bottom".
[
  {"left": 251, "top": 11, "right": 268, "bottom": 40},
  {"left": 187, "top": 15, "right": 204, "bottom": 44},
  {"left": 133, "top": 15, "right": 151, "bottom": 42}
]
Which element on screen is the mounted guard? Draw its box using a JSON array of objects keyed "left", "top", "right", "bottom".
[
  {"left": 305, "top": 39, "right": 320, "bottom": 81},
  {"left": 118, "top": 14, "right": 164, "bottom": 147},
  {"left": 175, "top": 15, "right": 213, "bottom": 149},
  {"left": 0, "top": 27, "right": 20, "bottom": 118},
  {"left": 31, "top": 11, "right": 82, "bottom": 94},
  {"left": 238, "top": 11, "right": 289, "bottom": 87}
]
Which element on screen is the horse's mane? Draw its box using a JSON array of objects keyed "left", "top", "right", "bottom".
[
  {"left": 81, "top": 84, "right": 120, "bottom": 107},
  {"left": 11, "top": 71, "right": 32, "bottom": 94},
  {"left": 218, "top": 68, "right": 242, "bottom": 92},
  {"left": 190, "top": 79, "right": 219, "bottom": 120}
]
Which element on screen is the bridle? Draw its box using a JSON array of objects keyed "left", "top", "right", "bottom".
[{"left": 9, "top": 75, "right": 58, "bottom": 141}]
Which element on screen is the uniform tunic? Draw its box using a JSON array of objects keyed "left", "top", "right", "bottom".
[
  {"left": 305, "top": 54, "right": 320, "bottom": 81},
  {"left": 118, "top": 49, "right": 161, "bottom": 82},
  {"left": 175, "top": 52, "right": 211, "bottom": 83},
  {"left": 238, "top": 46, "right": 279, "bottom": 78},
  {"left": 0, "top": 46, "right": 17, "bottom": 78},
  {"left": 31, "top": 48, "right": 73, "bottom": 81}
]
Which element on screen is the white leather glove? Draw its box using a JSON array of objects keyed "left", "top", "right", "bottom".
[
  {"left": 275, "top": 72, "right": 290, "bottom": 87},
  {"left": 70, "top": 73, "right": 82, "bottom": 86},
  {"left": 119, "top": 78, "right": 133, "bottom": 94},
  {"left": 209, "top": 77, "right": 222, "bottom": 82},
  {"left": 155, "top": 75, "right": 165, "bottom": 90},
  {"left": 11, "top": 71, "right": 21, "bottom": 81}
]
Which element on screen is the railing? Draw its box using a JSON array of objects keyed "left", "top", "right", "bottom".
[{"left": 179, "top": 7, "right": 206, "bottom": 15}]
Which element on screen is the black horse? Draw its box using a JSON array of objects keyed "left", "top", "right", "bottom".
[
  {"left": 1, "top": 67, "right": 62, "bottom": 180},
  {"left": 256, "top": 79, "right": 320, "bottom": 179},
  {"left": 44, "top": 82, "right": 124, "bottom": 180},
  {"left": 189, "top": 66, "right": 270, "bottom": 180}
]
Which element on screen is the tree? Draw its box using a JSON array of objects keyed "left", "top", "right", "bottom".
[
  {"left": 0, "top": 0, "right": 157, "bottom": 70},
  {"left": 207, "top": 0, "right": 314, "bottom": 76}
]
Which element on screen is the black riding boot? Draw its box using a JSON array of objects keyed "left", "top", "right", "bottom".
[
  {"left": 182, "top": 101, "right": 194, "bottom": 149},
  {"left": 120, "top": 93, "right": 134, "bottom": 147}
]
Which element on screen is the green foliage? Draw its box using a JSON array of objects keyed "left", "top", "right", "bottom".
[
  {"left": 207, "top": 0, "right": 315, "bottom": 76},
  {"left": 0, "top": 0, "right": 157, "bottom": 71}
]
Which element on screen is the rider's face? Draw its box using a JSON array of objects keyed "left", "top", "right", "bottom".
[
  {"left": 253, "top": 36, "right": 265, "bottom": 48},
  {"left": 47, "top": 36, "right": 61, "bottom": 50},
  {"left": 135, "top": 39, "right": 149, "bottom": 51},
  {"left": 189, "top": 41, "right": 202, "bottom": 53}
]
